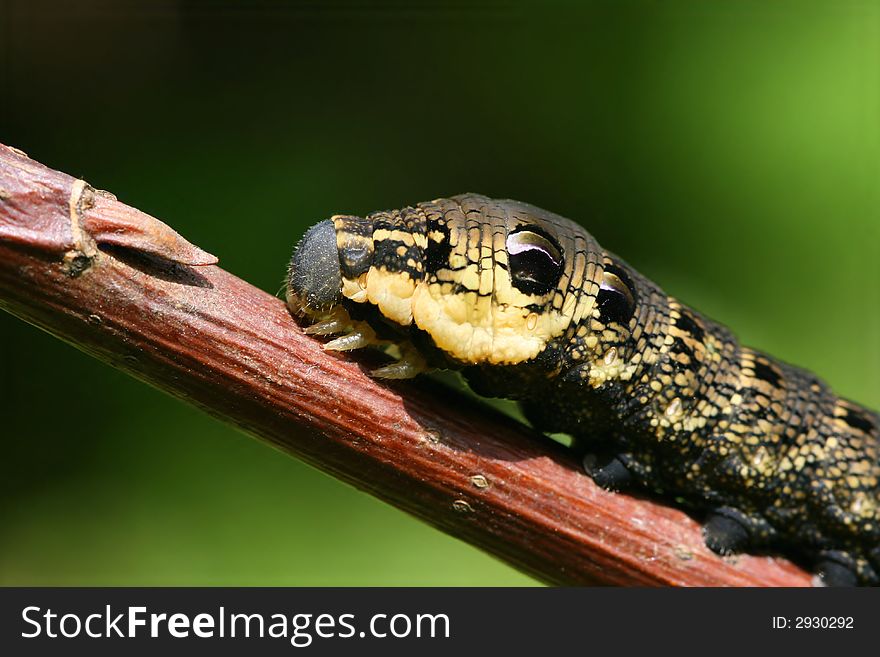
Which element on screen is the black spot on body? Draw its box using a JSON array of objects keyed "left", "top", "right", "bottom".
[
  {"left": 425, "top": 224, "right": 452, "bottom": 274},
  {"left": 842, "top": 408, "right": 876, "bottom": 434},
  {"left": 669, "top": 337, "right": 695, "bottom": 360},
  {"left": 373, "top": 239, "right": 421, "bottom": 275},
  {"left": 674, "top": 310, "right": 705, "bottom": 342},
  {"left": 752, "top": 360, "right": 783, "bottom": 388}
]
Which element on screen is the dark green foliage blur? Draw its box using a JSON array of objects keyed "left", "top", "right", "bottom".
[{"left": 1, "top": 0, "right": 877, "bottom": 585}]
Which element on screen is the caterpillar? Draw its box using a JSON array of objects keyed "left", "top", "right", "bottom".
[{"left": 286, "top": 193, "right": 879, "bottom": 586}]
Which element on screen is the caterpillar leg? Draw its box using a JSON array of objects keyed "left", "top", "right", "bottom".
[
  {"left": 300, "top": 306, "right": 381, "bottom": 351},
  {"left": 582, "top": 452, "right": 634, "bottom": 491},
  {"left": 814, "top": 551, "right": 859, "bottom": 587},
  {"left": 300, "top": 305, "right": 428, "bottom": 379},
  {"left": 816, "top": 562, "right": 858, "bottom": 587},
  {"left": 702, "top": 512, "right": 750, "bottom": 556},
  {"left": 869, "top": 546, "right": 880, "bottom": 573},
  {"left": 370, "top": 344, "right": 428, "bottom": 379},
  {"left": 701, "top": 506, "right": 778, "bottom": 557}
]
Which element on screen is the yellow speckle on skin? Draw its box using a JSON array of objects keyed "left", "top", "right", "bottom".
[
  {"left": 604, "top": 347, "right": 618, "bottom": 366},
  {"left": 665, "top": 397, "right": 682, "bottom": 418}
]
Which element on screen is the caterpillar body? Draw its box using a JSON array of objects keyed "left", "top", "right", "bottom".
[{"left": 286, "top": 193, "right": 880, "bottom": 586}]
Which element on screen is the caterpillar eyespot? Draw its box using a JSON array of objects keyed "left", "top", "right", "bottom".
[
  {"left": 287, "top": 193, "right": 880, "bottom": 586},
  {"left": 506, "top": 227, "right": 564, "bottom": 296},
  {"left": 597, "top": 263, "right": 637, "bottom": 327}
]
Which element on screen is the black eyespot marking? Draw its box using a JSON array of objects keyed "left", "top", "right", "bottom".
[
  {"left": 843, "top": 408, "right": 876, "bottom": 434},
  {"left": 669, "top": 336, "right": 695, "bottom": 361},
  {"left": 752, "top": 360, "right": 783, "bottom": 388},
  {"left": 597, "top": 263, "right": 636, "bottom": 326},
  {"left": 674, "top": 310, "right": 705, "bottom": 343},
  {"left": 506, "top": 226, "right": 564, "bottom": 296}
]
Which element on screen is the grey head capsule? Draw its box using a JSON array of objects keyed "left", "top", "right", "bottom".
[{"left": 286, "top": 219, "right": 342, "bottom": 313}]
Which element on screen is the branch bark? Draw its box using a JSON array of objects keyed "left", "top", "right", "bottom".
[{"left": 0, "top": 143, "right": 812, "bottom": 586}]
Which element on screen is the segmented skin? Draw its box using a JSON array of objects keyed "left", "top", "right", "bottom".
[{"left": 287, "top": 193, "right": 880, "bottom": 585}]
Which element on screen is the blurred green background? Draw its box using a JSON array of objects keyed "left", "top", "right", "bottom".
[{"left": 1, "top": 0, "right": 878, "bottom": 585}]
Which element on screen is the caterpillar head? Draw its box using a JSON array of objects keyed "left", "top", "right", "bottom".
[{"left": 288, "top": 194, "right": 635, "bottom": 369}]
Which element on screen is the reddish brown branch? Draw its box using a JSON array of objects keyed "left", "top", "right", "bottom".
[{"left": 0, "top": 143, "right": 812, "bottom": 586}]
